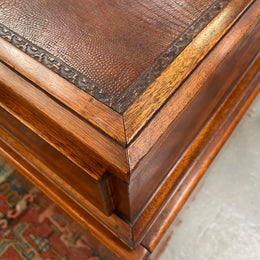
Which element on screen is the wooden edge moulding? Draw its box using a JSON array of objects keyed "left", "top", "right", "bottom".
[
  {"left": 0, "top": 0, "right": 259, "bottom": 259},
  {"left": 0, "top": 0, "right": 254, "bottom": 146}
]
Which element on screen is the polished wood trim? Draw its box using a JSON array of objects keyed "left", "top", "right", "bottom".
[
  {"left": 132, "top": 52, "right": 260, "bottom": 246},
  {"left": 0, "top": 139, "right": 150, "bottom": 260},
  {"left": 124, "top": 0, "right": 254, "bottom": 144},
  {"left": 0, "top": 126, "right": 142, "bottom": 248},
  {"left": 0, "top": 108, "right": 115, "bottom": 215},
  {"left": 141, "top": 63, "right": 260, "bottom": 253},
  {"left": 127, "top": 0, "right": 260, "bottom": 172},
  {"left": 0, "top": 62, "right": 128, "bottom": 180},
  {"left": 110, "top": 17, "right": 260, "bottom": 237},
  {"left": 0, "top": 125, "right": 134, "bottom": 246},
  {"left": 0, "top": 38, "right": 125, "bottom": 145}
]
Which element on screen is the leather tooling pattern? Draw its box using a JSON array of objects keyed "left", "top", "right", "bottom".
[{"left": 0, "top": 0, "right": 230, "bottom": 113}]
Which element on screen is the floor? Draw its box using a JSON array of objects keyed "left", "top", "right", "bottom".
[{"left": 159, "top": 94, "right": 260, "bottom": 260}]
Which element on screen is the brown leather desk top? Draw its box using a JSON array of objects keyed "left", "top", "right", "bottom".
[{"left": 0, "top": 0, "right": 229, "bottom": 112}]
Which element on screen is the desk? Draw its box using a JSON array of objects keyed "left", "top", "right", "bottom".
[{"left": 0, "top": 0, "right": 259, "bottom": 258}]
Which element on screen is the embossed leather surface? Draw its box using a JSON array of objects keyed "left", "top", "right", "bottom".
[{"left": 0, "top": 0, "right": 229, "bottom": 112}]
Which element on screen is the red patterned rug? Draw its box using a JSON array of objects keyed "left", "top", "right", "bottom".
[{"left": 0, "top": 157, "right": 120, "bottom": 260}]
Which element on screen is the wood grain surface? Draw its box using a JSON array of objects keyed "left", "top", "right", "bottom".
[
  {"left": 124, "top": 0, "right": 253, "bottom": 144},
  {"left": 142, "top": 57, "right": 260, "bottom": 253},
  {"left": 133, "top": 53, "right": 260, "bottom": 247},
  {"left": 127, "top": 0, "right": 259, "bottom": 173},
  {"left": 0, "top": 62, "right": 128, "bottom": 180},
  {"left": 0, "top": 108, "right": 116, "bottom": 215},
  {"left": 0, "top": 137, "right": 150, "bottom": 259},
  {"left": 127, "top": 31, "right": 260, "bottom": 243}
]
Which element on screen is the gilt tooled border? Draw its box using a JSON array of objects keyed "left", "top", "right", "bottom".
[{"left": 0, "top": 0, "right": 230, "bottom": 113}]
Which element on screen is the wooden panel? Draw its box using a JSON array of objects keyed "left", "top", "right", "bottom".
[
  {"left": 142, "top": 59, "right": 260, "bottom": 253},
  {"left": 0, "top": 62, "right": 129, "bottom": 181},
  {"left": 0, "top": 107, "right": 114, "bottom": 215},
  {"left": 134, "top": 53, "right": 260, "bottom": 246}
]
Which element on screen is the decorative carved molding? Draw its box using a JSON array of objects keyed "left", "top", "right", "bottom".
[{"left": 0, "top": 0, "right": 229, "bottom": 113}]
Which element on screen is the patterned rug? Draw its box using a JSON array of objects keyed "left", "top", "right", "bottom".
[{"left": 0, "top": 157, "right": 119, "bottom": 260}]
